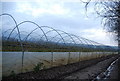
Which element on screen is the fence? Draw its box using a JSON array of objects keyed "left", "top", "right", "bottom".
[{"left": 2, "top": 52, "right": 118, "bottom": 76}]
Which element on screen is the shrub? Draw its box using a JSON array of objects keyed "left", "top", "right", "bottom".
[{"left": 33, "top": 62, "right": 44, "bottom": 72}]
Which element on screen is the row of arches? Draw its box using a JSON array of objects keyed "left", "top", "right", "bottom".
[{"left": 1, "top": 13, "right": 116, "bottom": 52}]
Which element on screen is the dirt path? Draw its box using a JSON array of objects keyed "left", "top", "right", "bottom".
[
  {"left": 92, "top": 57, "right": 120, "bottom": 81},
  {"left": 3, "top": 54, "right": 119, "bottom": 80},
  {"left": 61, "top": 55, "right": 119, "bottom": 80}
]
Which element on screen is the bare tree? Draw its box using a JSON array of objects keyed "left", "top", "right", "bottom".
[{"left": 83, "top": 0, "right": 120, "bottom": 53}]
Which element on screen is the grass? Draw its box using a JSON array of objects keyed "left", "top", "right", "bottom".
[{"left": 2, "top": 39, "right": 115, "bottom": 52}]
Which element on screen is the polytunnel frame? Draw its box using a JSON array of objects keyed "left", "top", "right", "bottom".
[
  {"left": 13, "top": 31, "right": 37, "bottom": 49},
  {"left": 23, "top": 31, "right": 44, "bottom": 43},
  {"left": 52, "top": 33, "right": 99, "bottom": 52},
  {"left": 80, "top": 37, "right": 106, "bottom": 51},
  {"left": 69, "top": 34, "right": 84, "bottom": 44},
  {"left": 3, "top": 30, "right": 31, "bottom": 41},
  {"left": 82, "top": 37, "right": 102, "bottom": 50},
  {"left": 40, "top": 26, "right": 66, "bottom": 45},
  {"left": 40, "top": 30, "right": 67, "bottom": 44},
  {"left": 0, "top": 13, "right": 25, "bottom": 72},
  {"left": 21, "top": 25, "right": 71, "bottom": 51},
  {"left": 55, "top": 30, "right": 76, "bottom": 44},
  {"left": 69, "top": 34, "right": 103, "bottom": 52},
  {"left": 56, "top": 35, "right": 75, "bottom": 45},
  {"left": 7, "top": 21, "right": 50, "bottom": 72},
  {"left": 8, "top": 21, "right": 48, "bottom": 42},
  {"left": 1, "top": 13, "right": 117, "bottom": 73},
  {"left": 40, "top": 29, "right": 76, "bottom": 44},
  {"left": 49, "top": 33, "right": 76, "bottom": 44},
  {"left": 1, "top": 14, "right": 50, "bottom": 72},
  {"left": 24, "top": 27, "right": 66, "bottom": 45},
  {"left": 70, "top": 34, "right": 95, "bottom": 52},
  {"left": 70, "top": 34, "right": 88, "bottom": 45},
  {"left": 80, "top": 37, "right": 96, "bottom": 48},
  {"left": 46, "top": 32, "right": 69, "bottom": 42},
  {"left": 15, "top": 31, "right": 33, "bottom": 41},
  {"left": 2, "top": 29, "right": 13, "bottom": 38},
  {"left": 1, "top": 13, "right": 114, "bottom": 52},
  {"left": 51, "top": 33, "right": 95, "bottom": 51}
]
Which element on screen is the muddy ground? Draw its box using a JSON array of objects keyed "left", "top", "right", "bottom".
[
  {"left": 61, "top": 55, "right": 119, "bottom": 80},
  {"left": 2, "top": 54, "right": 120, "bottom": 80}
]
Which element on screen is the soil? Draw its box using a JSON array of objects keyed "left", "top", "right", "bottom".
[
  {"left": 2, "top": 54, "right": 120, "bottom": 80},
  {"left": 61, "top": 55, "right": 119, "bottom": 80}
]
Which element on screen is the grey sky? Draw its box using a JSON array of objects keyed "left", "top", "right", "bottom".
[{"left": 1, "top": 0, "right": 117, "bottom": 46}]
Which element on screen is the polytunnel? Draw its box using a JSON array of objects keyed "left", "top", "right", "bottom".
[{"left": 1, "top": 13, "right": 118, "bottom": 76}]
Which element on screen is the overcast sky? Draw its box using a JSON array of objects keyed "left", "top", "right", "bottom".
[{"left": 1, "top": 0, "right": 117, "bottom": 46}]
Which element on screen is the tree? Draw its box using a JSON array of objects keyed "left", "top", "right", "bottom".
[{"left": 83, "top": 0, "right": 120, "bottom": 53}]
